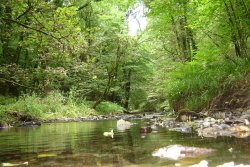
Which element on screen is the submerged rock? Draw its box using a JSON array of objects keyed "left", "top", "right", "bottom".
[
  {"left": 169, "top": 125, "right": 193, "bottom": 133},
  {"left": 217, "top": 161, "right": 250, "bottom": 167},
  {"left": 190, "top": 160, "right": 208, "bottom": 167},
  {"left": 140, "top": 126, "right": 152, "bottom": 133},
  {"left": 152, "top": 144, "right": 215, "bottom": 160},
  {"left": 18, "top": 121, "right": 41, "bottom": 127}
]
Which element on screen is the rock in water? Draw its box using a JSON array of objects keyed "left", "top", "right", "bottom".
[
  {"left": 18, "top": 121, "right": 41, "bottom": 127},
  {"left": 190, "top": 160, "right": 208, "bottom": 167},
  {"left": 152, "top": 144, "right": 215, "bottom": 160},
  {"left": 140, "top": 126, "right": 152, "bottom": 133},
  {"left": 175, "top": 111, "right": 201, "bottom": 122},
  {"left": 117, "top": 119, "right": 133, "bottom": 131}
]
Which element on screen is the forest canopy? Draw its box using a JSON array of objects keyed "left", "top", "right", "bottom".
[{"left": 0, "top": 0, "right": 249, "bottom": 119}]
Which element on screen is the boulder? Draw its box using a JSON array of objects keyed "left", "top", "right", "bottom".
[{"left": 117, "top": 119, "right": 133, "bottom": 131}]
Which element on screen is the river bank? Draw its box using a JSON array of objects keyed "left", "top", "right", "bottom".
[{"left": 1, "top": 107, "right": 250, "bottom": 139}]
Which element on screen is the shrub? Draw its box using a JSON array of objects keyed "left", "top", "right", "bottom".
[
  {"left": 0, "top": 92, "right": 95, "bottom": 120},
  {"left": 165, "top": 57, "right": 250, "bottom": 111},
  {"left": 95, "top": 101, "right": 124, "bottom": 114}
]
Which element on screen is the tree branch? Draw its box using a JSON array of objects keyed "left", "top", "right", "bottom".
[
  {"left": 77, "top": 2, "right": 90, "bottom": 11},
  {"left": 2, "top": 18, "right": 62, "bottom": 43},
  {"left": 16, "top": 5, "right": 33, "bottom": 20}
]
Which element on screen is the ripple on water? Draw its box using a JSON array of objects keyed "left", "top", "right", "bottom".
[{"left": 0, "top": 120, "right": 250, "bottom": 166}]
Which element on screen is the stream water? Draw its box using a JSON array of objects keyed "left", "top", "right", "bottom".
[{"left": 0, "top": 119, "right": 249, "bottom": 167}]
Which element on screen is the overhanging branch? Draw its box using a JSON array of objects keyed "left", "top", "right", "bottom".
[{"left": 3, "top": 18, "right": 63, "bottom": 43}]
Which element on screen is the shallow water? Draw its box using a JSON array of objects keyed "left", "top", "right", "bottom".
[{"left": 0, "top": 119, "right": 249, "bottom": 167}]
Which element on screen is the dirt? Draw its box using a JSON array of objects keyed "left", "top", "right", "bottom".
[
  {"left": 209, "top": 78, "right": 250, "bottom": 112},
  {"left": 5, "top": 111, "right": 40, "bottom": 122}
]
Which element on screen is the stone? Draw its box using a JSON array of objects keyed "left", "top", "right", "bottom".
[
  {"left": 152, "top": 145, "right": 215, "bottom": 160},
  {"left": 190, "top": 160, "right": 208, "bottom": 167},
  {"left": 198, "top": 127, "right": 220, "bottom": 138},
  {"left": 140, "top": 126, "right": 152, "bottom": 133},
  {"left": 228, "top": 125, "right": 250, "bottom": 132},
  {"left": 202, "top": 121, "right": 211, "bottom": 128},
  {"left": 18, "top": 121, "right": 41, "bottom": 127},
  {"left": 169, "top": 126, "right": 192, "bottom": 133},
  {"left": 117, "top": 119, "right": 133, "bottom": 131}
]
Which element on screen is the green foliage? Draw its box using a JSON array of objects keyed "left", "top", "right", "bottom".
[
  {"left": 95, "top": 101, "right": 124, "bottom": 114},
  {"left": 0, "top": 95, "right": 16, "bottom": 105},
  {"left": 0, "top": 92, "right": 95, "bottom": 120},
  {"left": 166, "top": 57, "right": 250, "bottom": 111},
  {"left": 0, "top": 0, "right": 249, "bottom": 119}
]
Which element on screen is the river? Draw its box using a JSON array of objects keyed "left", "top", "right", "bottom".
[{"left": 0, "top": 119, "right": 249, "bottom": 166}]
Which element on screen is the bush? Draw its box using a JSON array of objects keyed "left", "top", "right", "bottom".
[
  {"left": 165, "top": 57, "right": 250, "bottom": 111},
  {"left": 0, "top": 95, "right": 16, "bottom": 105},
  {"left": 95, "top": 101, "right": 124, "bottom": 114},
  {"left": 0, "top": 92, "right": 95, "bottom": 120}
]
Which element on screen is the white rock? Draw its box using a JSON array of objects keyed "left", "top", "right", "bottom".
[
  {"left": 217, "top": 161, "right": 250, "bottom": 167},
  {"left": 189, "top": 160, "right": 208, "bottom": 167},
  {"left": 203, "top": 121, "right": 211, "bottom": 127},
  {"left": 152, "top": 145, "right": 183, "bottom": 160},
  {"left": 204, "top": 117, "right": 212, "bottom": 122},
  {"left": 117, "top": 119, "right": 133, "bottom": 131}
]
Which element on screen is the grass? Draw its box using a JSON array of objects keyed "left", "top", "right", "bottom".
[
  {"left": 95, "top": 101, "right": 124, "bottom": 115},
  {"left": 0, "top": 91, "right": 126, "bottom": 122},
  {"left": 165, "top": 57, "right": 250, "bottom": 111},
  {"left": 0, "top": 92, "right": 95, "bottom": 121}
]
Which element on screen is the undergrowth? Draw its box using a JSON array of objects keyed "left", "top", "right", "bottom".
[
  {"left": 0, "top": 90, "right": 126, "bottom": 121},
  {"left": 166, "top": 56, "right": 250, "bottom": 111},
  {"left": 95, "top": 101, "right": 124, "bottom": 114}
]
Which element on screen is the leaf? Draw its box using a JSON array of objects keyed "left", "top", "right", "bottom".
[
  {"left": 2, "top": 162, "right": 28, "bottom": 167},
  {"left": 38, "top": 153, "right": 57, "bottom": 158}
]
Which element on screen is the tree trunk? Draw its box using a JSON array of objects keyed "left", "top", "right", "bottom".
[
  {"left": 1, "top": 2, "right": 12, "bottom": 63},
  {"left": 223, "top": 0, "right": 247, "bottom": 57},
  {"left": 14, "top": 34, "right": 24, "bottom": 64},
  {"left": 123, "top": 69, "right": 131, "bottom": 110}
]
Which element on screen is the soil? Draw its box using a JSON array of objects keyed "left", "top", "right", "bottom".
[
  {"left": 4, "top": 111, "right": 40, "bottom": 122},
  {"left": 209, "top": 78, "right": 250, "bottom": 112}
]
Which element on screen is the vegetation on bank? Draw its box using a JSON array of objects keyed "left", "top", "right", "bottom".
[
  {"left": 0, "top": 0, "right": 249, "bottom": 122},
  {"left": 0, "top": 93, "right": 125, "bottom": 122}
]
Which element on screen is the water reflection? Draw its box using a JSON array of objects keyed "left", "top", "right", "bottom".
[{"left": 0, "top": 120, "right": 249, "bottom": 166}]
